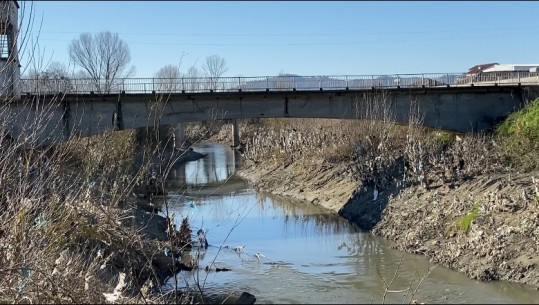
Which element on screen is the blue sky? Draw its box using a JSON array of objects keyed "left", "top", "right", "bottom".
[{"left": 18, "top": 1, "right": 539, "bottom": 78}]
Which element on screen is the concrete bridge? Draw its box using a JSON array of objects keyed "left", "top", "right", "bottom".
[{"left": 4, "top": 73, "right": 539, "bottom": 147}]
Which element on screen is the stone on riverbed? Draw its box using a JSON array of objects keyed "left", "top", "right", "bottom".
[{"left": 236, "top": 292, "right": 256, "bottom": 304}]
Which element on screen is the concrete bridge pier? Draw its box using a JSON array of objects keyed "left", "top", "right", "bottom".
[
  {"left": 156, "top": 125, "right": 171, "bottom": 147},
  {"left": 172, "top": 123, "right": 187, "bottom": 149},
  {"left": 232, "top": 119, "right": 240, "bottom": 148}
]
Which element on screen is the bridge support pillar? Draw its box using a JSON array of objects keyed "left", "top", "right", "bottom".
[
  {"left": 232, "top": 119, "right": 240, "bottom": 148},
  {"left": 158, "top": 125, "right": 173, "bottom": 147},
  {"left": 173, "top": 123, "right": 187, "bottom": 149}
]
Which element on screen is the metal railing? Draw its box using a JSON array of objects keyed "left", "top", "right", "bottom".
[{"left": 18, "top": 72, "right": 539, "bottom": 95}]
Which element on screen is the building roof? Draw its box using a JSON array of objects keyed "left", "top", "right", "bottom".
[
  {"left": 467, "top": 63, "right": 498, "bottom": 74},
  {"left": 483, "top": 64, "right": 539, "bottom": 73}
]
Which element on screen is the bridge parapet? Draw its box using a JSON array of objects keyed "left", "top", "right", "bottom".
[{"left": 19, "top": 72, "right": 539, "bottom": 96}]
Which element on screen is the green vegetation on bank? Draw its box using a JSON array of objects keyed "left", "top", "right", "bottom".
[
  {"left": 496, "top": 97, "right": 539, "bottom": 170},
  {"left": 457, "top": 203, "right": 480, "bottom": 233}
]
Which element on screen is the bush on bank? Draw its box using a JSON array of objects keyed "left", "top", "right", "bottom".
[{"left": 496, "top": 97, "right": 539, "bottom": 170}]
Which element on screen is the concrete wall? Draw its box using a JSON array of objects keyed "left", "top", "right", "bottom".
[
  {"left": 5, "top": 85, "right": 539, "bottom": 146},
  {"left": 0, "top": 1, "right": 20, "bottom": 99},
  {"left": 3, "top": 97, "right": 66, "bottom": 146}
]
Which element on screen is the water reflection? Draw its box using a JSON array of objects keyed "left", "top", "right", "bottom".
[
  {"left": 158, "top": 143, "right": 539, "bottom": 304},
  {"left": 167, "top": 143, "right": 241, "bottom": 187}
]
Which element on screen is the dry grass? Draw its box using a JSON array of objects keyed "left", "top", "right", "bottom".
[
  {"left": 0, "top": 91, "right": 201, "bottom": 303},
  {"left": 240, "top": 92, "right": 511, "bottom": 191}
]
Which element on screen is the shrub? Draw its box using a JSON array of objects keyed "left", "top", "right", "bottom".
[
  {"left": 496, "top": 98, "right": 539, "bottom": 170},
  {"left": 457, "top": 203, "right": 479, "bottom": 233}
]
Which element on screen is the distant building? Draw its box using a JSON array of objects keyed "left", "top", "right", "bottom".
[
  {"left": 466, "top": 63, "right": 498, "bottom": 76},
  {"left": 482, "top": 64, "right": 539, "bottom": 73},
  {"left": 0, "top": 1, "right": 20, "bottom": 99},
  {"left": 458, "top": 62, "right": 539, "bottom": 85}
]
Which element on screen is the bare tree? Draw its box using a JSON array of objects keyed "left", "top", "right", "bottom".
[
  {"left": 26, "top": 61, "right": 74, "bottom": 94},
  {"left": 155, "top": 64, "right": 181, "bottom": 79},
  {"left": 202, "top": 55, "right": 228, "bottom": 90},
  {"left": 154, "top": 64, "right": 181, "bottom": 92},
  {"left": 68, "top": 31, "right": 135, "bottom": 94},
  {"left": 185, "top": 65, "right": 200, "bottom": 92}
]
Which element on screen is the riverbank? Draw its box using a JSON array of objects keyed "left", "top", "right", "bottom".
[
  {"left": 236, "top": 160, "right": 539, "bottom": 288},
  {"left": 225, "top": 115, "right": 539, "bottom": 289}
]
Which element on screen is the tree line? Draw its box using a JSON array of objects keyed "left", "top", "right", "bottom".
[{"left": 24, "top": 31, "right": 229, "bottom": 94}]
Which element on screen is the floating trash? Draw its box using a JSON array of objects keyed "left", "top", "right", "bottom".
[
  {"left": 254, "top": 252, "right": 266, "bottom": 260},
  {"left": 188, "top": 201, "right": 198, "bottom": 215},
  {"left": 233, "top": 245, "right": 246, "bottom": 253},
  {"left": 196, "top": 229, "right": 208, "bottom": 248}
]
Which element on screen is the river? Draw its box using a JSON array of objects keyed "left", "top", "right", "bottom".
[{"left": 158, "top": 143, "right": 539, "bottom": 304}]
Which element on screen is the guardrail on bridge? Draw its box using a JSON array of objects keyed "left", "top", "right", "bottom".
[{"left": 19, "top": 71, "right": 539, "bottom": 95}]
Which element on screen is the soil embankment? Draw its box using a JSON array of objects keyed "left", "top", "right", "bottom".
[{"left": 236, "top": 151, "right": 539, "bottom": 288}]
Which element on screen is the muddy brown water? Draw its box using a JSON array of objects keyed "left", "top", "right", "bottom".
[{"left": 158, "top": 143, "right": 539, "bottom": 304}]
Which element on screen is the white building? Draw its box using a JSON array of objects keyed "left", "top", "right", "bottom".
[
  {"left": 0, "top": 1, "right": 20, "bottom": 99},
  {"left": 482, "top": 64, "right": 539, "bottom": 73},
  {"left": 457, "top": 62, "right": 539, "bottom": 85}
]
